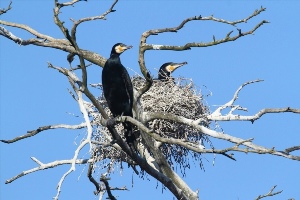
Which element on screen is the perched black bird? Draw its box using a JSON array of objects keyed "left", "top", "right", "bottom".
[
  {"left": 102, "top": 43, "right": 135, "bottom": 147},
  {"left": 158, "top": 62, "right": 187, "bottom": 80}
]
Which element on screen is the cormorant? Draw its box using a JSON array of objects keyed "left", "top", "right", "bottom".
[
  {"left": 158, "top": 62, "right": 187, "bottom": 80},
  {"left": 102, "top": 43, "right": 135, "bottom": 147}
]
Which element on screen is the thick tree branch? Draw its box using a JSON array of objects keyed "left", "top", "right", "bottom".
[
  {"left": 118, "top": 116, "right": 235, "bottom": 159},
  {"left": 100, "top": 175, "right": 117, "bottom": 200},
  {"left": 87, "top": 161, "right": 101, "bottom": 194},
  {"left": 0, "top": 20, "right": 64, "bottom": 43},
  {"left": 106, "top": 119, "right": 192, "bottom": 200},
  {"left": 0, "top": 23, "right": 107, "bottom": 66},
  {"left": 137, "top": 113, "right": 300, "bottom": 160}
]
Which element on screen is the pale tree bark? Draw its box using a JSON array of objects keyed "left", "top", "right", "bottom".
[{"left": 1, "top": 1, "right": 299, "bottom": 200}]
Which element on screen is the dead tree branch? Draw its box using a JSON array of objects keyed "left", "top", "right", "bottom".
[
  {"left": 87, "top": 161, "right": 101, "bottom": 194},
  {"left": 255, "top": 185, "right": 283, "bottom": 200},
  {"left": 55, "top": 0, "right": 86, "bottom": 8},
  {"left": 0, "top": 1, "right": 12, "bottom": 15},
  {"left": 209, "top": 79, "right": 264, "bottom": 117},
  {"left": 70, "top": 0, "right": 118, "bottom": 39},
  {"left": 201, "top": 6, "right": 266, "bottom": 26},
  {"left": 137, "top": 7, "right": 268, "bottom": 100},
  {"left": 5, "top": 157, "right": 92, "bottom": 184},
  {"left": 100, "top": 175, "right": 117, "bottom": 200},
  {"left": 0, "top": 123, "right": 86, "bottom": 143},
  {"left": 206, "top": 79, "right": 300, "bottom": 122},
  {"left": 120, "top": 115, "right": 300, "bottom": 161},
  {"left": 105, "top": 119, "right": 192, "bottom": 200}
]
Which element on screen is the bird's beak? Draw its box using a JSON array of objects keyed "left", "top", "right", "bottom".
[
  {"left": 124, "top": 45, "right": 133, "bottom": 50},
  {"left": 170, "top": 61, "right": 188, "bottom": 72}
]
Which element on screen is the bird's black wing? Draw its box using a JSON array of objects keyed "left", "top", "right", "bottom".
[{"left": 121, "top": 66, "right": 133, "bottom": 114}]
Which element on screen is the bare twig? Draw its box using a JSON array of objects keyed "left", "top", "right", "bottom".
[
  {"left": 5, "top": 157, "right": 92, "bottom": 184},
  {"left": 209, "top": 79, "right": 264, "bottom": 118},
  {"left": 255, "top": 185, "right": 283, "bottom": 200},
  {"left": 70, "top": 0, "right": 118, "bottom": 39},
  {"left": 201, "top": 6, "right": 266, "bottom": 26},
  {"left": 284, "top": 146, "right": 300, "bottom": 154},
  {"left": 0, "top": 1, "right": 12, "bottom": 15},
  {"left": 0, "top": 123, "right": 86, "bottom": 144},
  {"left": 55, "top": 0, "right": 86, "bottom": 8},
  {"left": 205, "top": 79, "right": 300, "bottom": 122},
  {"left": 208, "top": 107, "right": 300, "bottom": 122}
]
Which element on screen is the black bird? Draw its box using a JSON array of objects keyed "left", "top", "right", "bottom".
[
  {"left": 158, "top": 62, "right": 187, "bottom": 80},
  {"left": 102, "top": 43, "right": 135, "bottom": 147}
]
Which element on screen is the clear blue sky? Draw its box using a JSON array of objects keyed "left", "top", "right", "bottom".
[{"left": 1, "top": 1, "right": 299, "bottom": 200}]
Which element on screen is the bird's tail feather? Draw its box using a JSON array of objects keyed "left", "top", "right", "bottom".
[{"left": 123, "top": 122, "right": 136, "bottom": 150}]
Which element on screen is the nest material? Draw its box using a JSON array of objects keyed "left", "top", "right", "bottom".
[
  {"left": 91, "top": 102, "right": 134, "bottom": 174},
  {"left": 92, "top": 76, "right": 210, "bottom": 175},
  {"left": 133, "top": 76, "right": 210, "bottom": 171}
]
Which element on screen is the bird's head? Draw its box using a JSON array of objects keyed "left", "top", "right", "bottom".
[
  {"left": 158, "top": 62, "right": 188, "bottom": 79},
  {"left": 111, "top": 43, "right": 133, "bottom": 55}
]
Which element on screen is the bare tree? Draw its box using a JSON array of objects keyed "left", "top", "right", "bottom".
[{"left": 1, "top": 1, "right": 299, "bottom": 200}]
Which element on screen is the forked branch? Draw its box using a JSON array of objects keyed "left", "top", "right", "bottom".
[
  {"left": 138, "top": 8, "right": 268, "bottom": 97},
  {"left": 5, "top": 157, "right": 92, "bottom": 184},
  {"left": 206, "top": 79, "right": 300, "bottom": 122},
  {"left": 0, "top": 1, "right": 12, "bottom": 15},
  {"left": 255, "top": 185, "right": 283, "bottom": 200}
]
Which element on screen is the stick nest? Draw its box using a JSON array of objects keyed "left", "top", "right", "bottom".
[
  {"left": 133, "top": 76, "right": 210, "bottom": 172},
  {"left": 91, "top": 76, "right": 211, "bottom": 175}
]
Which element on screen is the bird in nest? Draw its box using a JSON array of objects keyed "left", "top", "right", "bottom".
[{"left": 158, "top": 62, "right": 187, "bottom": 80}]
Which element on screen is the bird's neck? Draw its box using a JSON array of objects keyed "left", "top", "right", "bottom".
[
  {"left": 110, "top": 53, "right": 120, "bottom": 59},
  {"left": 107, "top": 53, "right": 121, "bottom": 68},
  {"left": 109, "top": 53, "right": 121, "bottom": 62}
]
